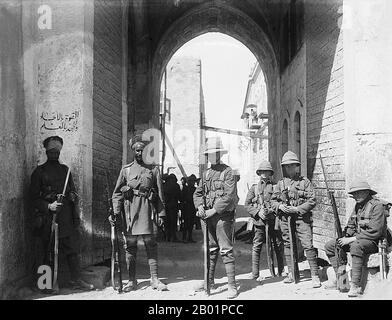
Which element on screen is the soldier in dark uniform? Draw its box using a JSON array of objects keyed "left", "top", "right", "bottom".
[
  {"left": 271, "top": 151, "right": 321, "bottom": 287},
  {"left": 111, "top": 136, "right": 168, "bottom": 292},
  {"left": 324, "top": 181, "right": 388, "bottom": 297},
  {"left": 193, "top": 137, "right": 239, "bottom": 299},
  {"left": 163, "top": 173, "right": 181, "bottom": 242},
  {"left": 245, "top": 160, "right": 284, "bottom": 281},
  {"left": 180, "top": 174, "right": 199, "bottom": 243},
  {"left": 30, "top": 136, "right": 93, "bottom": 291}
]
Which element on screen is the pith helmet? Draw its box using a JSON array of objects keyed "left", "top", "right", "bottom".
[
  {"left": 281, "top": 151, "right": 300, "bottom": 166},
  {"left": 256, "top": 160, "right": 274, "bottom": 175},
  {"left": 202, "top": 136, "right": 228, "bottom": 155},
  {"left": 348, "top": 180, "right": 377, "bottom": 195}
]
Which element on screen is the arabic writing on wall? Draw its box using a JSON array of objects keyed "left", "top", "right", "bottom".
[{"left": 40, "top": 110, "right": 80, "bottom": 132}]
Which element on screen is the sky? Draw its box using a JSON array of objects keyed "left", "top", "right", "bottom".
[{"left": 172, "top": 32, "right": 257, "bottom": 130}]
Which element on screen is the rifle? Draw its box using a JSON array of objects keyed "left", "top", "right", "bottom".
[
  {"left": 201, "top": 172, "right": 210, "bottom": 296},
  {"left": 319, "top": 155, "right": 350, "bottom": 292},
  {"left": 105, "top": 170, "right": 123, "bottom": 294},
  {"left": 280, "top": 161, "right": 300, "bottom": 283},
  {"left": 48, "top": 166, "right": 71, "bottom": 292},
  {"left": 256, "top": 185, "right": 276, "bottom": 277}
]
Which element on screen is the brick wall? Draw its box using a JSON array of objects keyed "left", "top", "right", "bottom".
[
  {"left": 280, "top": 45, "right": 306, "bottom": 172},
  {"left": 305, "top": 0, "right": 344, "bottom": 253},
  {"left": 92, "top": 0, "right": 124, "bottom": 263}
]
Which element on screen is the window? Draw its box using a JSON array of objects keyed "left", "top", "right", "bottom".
[
  {"left": 294, "top": 112, "right": 301, "bottom": 161},
  {"left": 165, "top": 98, "right": 171, "bottom": 124},
  {"left": 282, "top": 119, "right": 288, "bottom": 156},
  {"left": 280, "top": 0, "right": 304, "bottom": 72}
]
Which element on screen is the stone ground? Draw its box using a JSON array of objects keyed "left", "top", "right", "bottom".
[{"left": 25, "top": 225, "right": 392, "bottom": 301}]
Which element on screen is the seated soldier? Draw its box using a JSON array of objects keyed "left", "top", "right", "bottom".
[{"left": 324, "top": 181, "right": 388, "bottom": 297}]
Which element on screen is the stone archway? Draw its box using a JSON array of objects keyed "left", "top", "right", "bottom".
[{"left": 151, "top": 1, "right": 280, "bottom": 167}]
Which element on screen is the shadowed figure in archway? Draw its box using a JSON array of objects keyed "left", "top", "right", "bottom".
[{"left": 163, "top": 173, "right": 181, "bottom": 242}]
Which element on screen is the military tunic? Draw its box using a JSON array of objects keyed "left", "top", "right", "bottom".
[
  {"left": 325, "top": 196, "right": 387, "bottom": 258},
  {"left": 112, "top": 161, "right": 165, "bottom": 235},
  {"left": 270, "top": 174, "right": 320, "bottom": 278},
  {"left": 193, "top": 163, "right": 238, "bottom": 263},
  {"left": 245, "top": 180, "right": 284, "bottom": 277},
  {"left": 30, "top": 160, "right": 78, "bottom": 240}
]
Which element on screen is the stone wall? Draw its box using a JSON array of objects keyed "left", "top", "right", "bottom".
[
  {"left": 164, "top": 57, "right": 203, "bottom": 179},
  {"left": 0, "top": 0, "right": 28, "bottom": 296},
  {"left": 91, "top": 0, "right": 125, "bottom": 264}
]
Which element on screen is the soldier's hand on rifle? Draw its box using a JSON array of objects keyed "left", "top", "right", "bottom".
[
  {"left": 278, "top": 204, "right": 291, "bottom": 213},
  {"left": 158, "top": 217, "right": 164, "bottom": 227},
  {"left": 197, "top": 205, "right": 205, "bottom": 217},
  {"left": 337, "top": 236, "right": 356, "bottom": 247},
  {"left": 108, "top": 214, "right": 116, "bottom": 227},
  {"left": 48, "top": 201, "right": 63, "bottom": 212},
  {"left": 204, "top": 208, "right": 216, "bottom": 219},
  {"left": 257, "top": 207, "right": 266, "bottom": 220}
]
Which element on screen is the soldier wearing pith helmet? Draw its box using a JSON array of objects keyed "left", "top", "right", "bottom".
[
  {"left": 324, "top": 180, "right": 388, "bottom": 297},
  {"left": 193, "top": 136, "right": 239, "bottom": 299},
  {"left": 245, "top": 160, "right": 284, "bottom": 281},
  {"left": 270, "top": 151, "right": 321, "bottom": 287}
]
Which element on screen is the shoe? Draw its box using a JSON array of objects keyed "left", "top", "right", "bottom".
[
  {"left": 227, "top": 286, "right": 238, "bottom": 299},
  {"left": 348, "top": 284, "right": 362, "bottom": 297},
  {"left": 68, "top": 279, "right": 94, "bottom": 291},
  {"left": 194, "top": 280, "right": 216, "bottom": 292},
  {"left": 151, "top": 278, "right": 168, "bottom": 291},
  {"left": 249, "top": 273, "right": 259, "bottom": 280},
  {"left": 283, "top": 273, "right": 294, "bottom": 284},
  {"left": 188, "top": 239, "right": 196, "bottom": 243},
  {"left": 324, "top": 280, "right": 337, "bottom": 290},
  {"left": 312, "top": 276, "right": 321, "bottom": 288},
  {"left": 123, "top": 280, "right": 138, "bottom": 292}
]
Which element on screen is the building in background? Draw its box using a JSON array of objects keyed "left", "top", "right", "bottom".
[
  {"left": 160, "top": 57, "right": 206, "bottom": 180},
  {"left": 239, "top": 62, "right": 269, "bottom": 188}
]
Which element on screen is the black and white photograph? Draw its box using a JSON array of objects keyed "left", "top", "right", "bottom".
[{"left": 0, "top": 0, "right": 391, "bottom": 310}]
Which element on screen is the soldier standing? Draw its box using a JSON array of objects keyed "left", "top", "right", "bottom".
[
  {"left": 193, "top": 137, "right": 239, "bottom": 299},
  {"left": 271, "top": 151, "right": 321, "bottom": 287},
  {"left": 111, "top": 136, "right": 168, "bottom": 292},
  {"left": 324, "top": 181, "right": 388, "bottom": 297},
  {"left": 30, "top": 135, "right": 93, "bottom": 291},
  {"left": 244, "top": 160, "right": 284, "bottom": 281},
  {"left": 163, "top": 173, "right": 181, "bottom": 242},
  {"left": 180, "top": 174, "right": 199, "bottom": 243}
]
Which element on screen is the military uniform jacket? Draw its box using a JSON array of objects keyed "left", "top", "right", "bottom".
[
  {"left": 244, "top": 180, "right": 275, "bottom": 227},
  {"left": 30, "top": 160, "right": 78, "bottom": 239},
  {"left": 344, "top": 196, "right": 387, "bottom": 242},
  {"left": 270, "top": 175, "right": 316, "bottom": 219},
  {"left": 112, "top": 161, "right": 165, "bottom": 235},
  {"left": 193, "top": 163, "right": 238, "bottom": 216}
]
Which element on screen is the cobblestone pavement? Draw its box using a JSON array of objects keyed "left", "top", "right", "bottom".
[{"left": 28, "top": 228, "right": 390, "bottom": 300}]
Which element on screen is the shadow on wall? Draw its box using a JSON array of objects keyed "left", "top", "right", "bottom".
[
  {"left": 306, "top": 1, "right": 342, "bottom": 178},
  {"left": 305, "top": 1, "right": 343, "bottom": 250},
  {"left": 0, "top": 3, "right": 32, "bottom": 298}
]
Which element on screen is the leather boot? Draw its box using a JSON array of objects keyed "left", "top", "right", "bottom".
[
  {"left": 348, "top": 255, "right": 363, "bottom": 297},
  {"left": 125, "top": 250, "right": 137, "bottom": 292},
  {"left": 151, "top": 276, "right": 168, "bottom": 291},
  {"left": 306, "top": 249, "right": 321, "bottom": 288},
  {"left": 225, "top": 261, "right": 238, "bottom": 299},
  {"left": 348, "top": 283, "right": 362, "bottom": 297}
]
